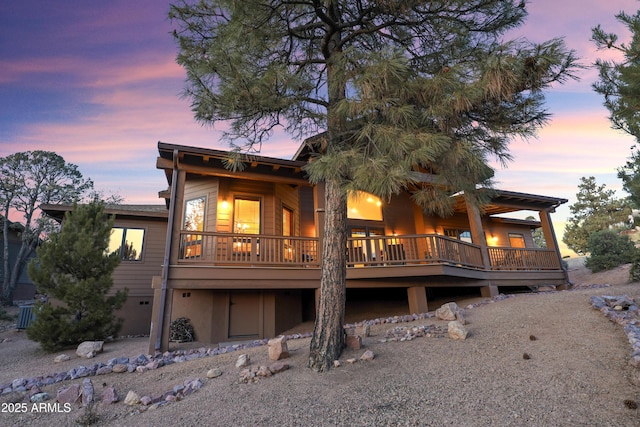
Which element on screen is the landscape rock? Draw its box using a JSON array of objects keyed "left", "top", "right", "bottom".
[
  {"left": 207, "top": 368, "right": 223, "bottom": 378},
  {"left": 56, "top": 384, "right": 81, "bottom": 405},
  {"left": 448, "top": 321, "right": 468, "bottom": 340},
  {"left": 81, "top": 378, "right": 94, "bottom": 406},
  {"left": 235, "top": 354, "right": 250, "bottom": 368},
  {"left": 267, "top": 335, "right": 289, "bottom": 360},
  {"left": 124, "top": 390, "right": 140, "bottom": 406},
  {"left": 355, "top": 323, "right": 371, "bottom": 337},
  {"left": 347, "top": 358, "right": 357, "bottom": 364},
  {"left": 140, "top": 395, "right": 152, "bottom": 406},
  {"left": 269, "top": 362, "right": 289, "bottom": 374},
  {"left": 54, "top": 354, "right": 71, "bottom": 363},
  {"left": 101, "top": 386, "right": 118, "bottom": 404},
  {"left": 333, "top": 360, "right": 341, "bottom": 368},
  {"left": 360, "top": 350, "right": 375, "bottom": 361},
  {"left": 112, "top": 364, "right": 127, "bottom": 373},
  {"left": 436, "top": 302, "right": 460, "bottom": 321},
  {"left": 257, "top": 365, "right": 272, "bottom": 377},
  {"left": 345, "top": 334, "right": 362, "bottom": 350},
  {"left": 76, "top": 341, "right": 104, "bottom": 358},
  {"left": 30, "top": 392, "right": 50, "bottom": 403}
]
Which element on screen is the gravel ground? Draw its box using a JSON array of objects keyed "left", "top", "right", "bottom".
[{"left": 1, "top": 262, "right": 639, "bottom": 426}]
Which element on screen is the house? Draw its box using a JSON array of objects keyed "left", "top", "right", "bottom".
[
  {"left": 149, "top": 141, "right": 568, "bottom": 353},
  {"left": 0, "top": 216, "right": 39, "bottom": 302},
  {"left": 40, "top": 204, "right": 167, "bottom": 336}
]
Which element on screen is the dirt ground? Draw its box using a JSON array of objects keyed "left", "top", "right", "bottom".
[{"left": 0, "top": 260, "right": 639, "bottom": 426}]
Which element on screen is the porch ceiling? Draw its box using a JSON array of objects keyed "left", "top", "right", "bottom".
[{"left": 452, "top": 189, "right": 568, "bottom": 214}]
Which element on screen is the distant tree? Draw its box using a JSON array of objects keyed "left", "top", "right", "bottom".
[
  {"left": 0, "top": 151, "right": 94, "bottom": 304},
  {"left": 170, "top": 0, "right": 578, "bottom": 371},
  {"left": 563, "top": 176, "right": 631, "bottom": 255},
  {"left": 584, "top": 229, "right": 637, "bottom": 273},
  {"left": 524, "top": 215, "right": 546, "bottom": 248},
  {"left": 26, "top": 201, "right": 127, "bottom": 352}
]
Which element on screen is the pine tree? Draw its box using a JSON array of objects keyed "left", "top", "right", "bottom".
[
  {"left": 26, "top": 201, "right": 127, "bottom": 352},
  {"left": 170, "top": 0, "right": 579, "bottom": 371},
  {"left": 563, "top": 176, "right": 631, "bottom": 255}
]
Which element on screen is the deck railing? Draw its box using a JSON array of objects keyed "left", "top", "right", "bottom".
[
  {"left": 345, "top": 234, "right": 484, "bottom": 269},
  {"left": 179, "top": 232, "right": 320, "bottom": 267},
  {"left": 487, "top": 247, "right": 561, "bottom": 270},
  {"left": 178, "top": 232, "right": 495, "bottom": 270}
]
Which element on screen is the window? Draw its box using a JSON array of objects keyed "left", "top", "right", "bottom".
[
  {"left": 109, "top": 227, "right": 145, "bottom": 261},
  {"left": 282, "top": 207, "right": 293, "bottom": 237},
  {"left": 183, "top": 197, "right": 206, "bottom": 258},
  {"left": 347, "top": 191, "right": 383, "bottom": 221},
  {"left": 234, "top": 198, "right": 260, "bottom": 234},
  {"left": 184, "top": 197, "right": 206, "bottom": 232},
  {"left": 508, "top": 233, "right": 526, "bottom": 248},
  {"left": 444, "top": 229, "right": 473, "bottom": 244}
]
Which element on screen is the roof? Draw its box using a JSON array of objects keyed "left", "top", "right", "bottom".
[
  {"left": 40, "top": 204, "right": 168, "bottom": 222},
  {"left": 157, "top": 141, "right": 310, "bottom": 189},
  {"left": 452, "top": 189, "right": 568, "bottom": 215}
]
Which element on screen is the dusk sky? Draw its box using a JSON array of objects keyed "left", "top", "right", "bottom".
[{"left": 1, "top": 0, "right": 638, "bottom": 255}]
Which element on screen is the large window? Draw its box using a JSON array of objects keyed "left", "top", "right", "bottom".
[
  {"left": 109, "top": 227, "right": 145, "bottom": 261},
  {"left": 234, "top": 198, "right": 261, "bottom": 234},
  {"left": 184, "top": 196, "right": 206, "bottom": 232},
  {"left": 347, "top": 191, "right": 383, "bottom": 221},
  {"left": 183, "top": 197, "right": 206, "bottom": 258}
]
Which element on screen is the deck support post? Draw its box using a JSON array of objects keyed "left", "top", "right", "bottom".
[
  {"left": 407, "top": 286, "right": 429, "bottom": 314},
  {"left": 480, "top": 285, "right": 498, "bottom": 298}
]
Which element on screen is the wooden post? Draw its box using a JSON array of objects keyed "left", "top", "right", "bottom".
[{"left": 407, "top": 286, "right": 429, "bottom": 314}]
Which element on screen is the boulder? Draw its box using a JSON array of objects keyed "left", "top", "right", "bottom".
[
  {"left": 355, "top": 323, "right": 371, "bottom": 337},
  {"left": 448, "top": 321, "right": 468, "bottom": 340},
  {"left": 81, "top": 379, "right": 94, "bottom": 406},
  {"left": 235, "top": 354, "right": 250, "bottom": 368},
  {"left": 360, "top": 350, "right": 375, "bottom": 361},
  {"left": 54, "top": 354, "right": 71, "bottom": 363},
  {"left": 56, "top": 384, "right": 81, "bottom": 405},
  {"left": 345, "top": 334, "right": 362, "bottom": 350},
  {"left": 112, "top": 364, "right": 127, "bottom": 373},
  {"left": 267, "top": 335, "right": 289, "bottom": 360},
  {"left": 124, "top": 390, "right": 140, "bottom": 406},
  {"left": 269, "top": 362, "right": 289, "bottom": 374},
  {"left": 101, "top": 386, "right": 118, "bottom": 404},
  {"left": 436, "top": 302, "right": 460, "bottom": 321},
  {"left": 76, "top": 341, "right": 104, "bottom": 359},
  {"left": 207, "top": 368, "right": 223, "bottom": 378}
]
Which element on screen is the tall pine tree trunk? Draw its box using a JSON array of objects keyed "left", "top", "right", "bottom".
[{"left": 308, "top": 177, "right": 348, "bottom": 371}]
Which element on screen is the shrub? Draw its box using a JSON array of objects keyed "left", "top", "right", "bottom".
[
  {"left": 26, "top": 201, "right": 127, "bottom": 352},
  {"left": 584, "top": 229, "right": 638, "bottom": 273}
]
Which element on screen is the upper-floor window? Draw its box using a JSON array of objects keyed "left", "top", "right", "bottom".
[
  {"left": 508, "top": 233, "right": 526, "bottom": 248},
  {"left": 234, "top": 198, "right": 261, "bottom": 234},
  {"left": 184, "top": 196, "right": 206, "bottom": 232},
  {"left": 109, "top": 227, "right": 145, "bottom": 261},
  {"left": 347, "top": 191, "right": 383, "bottom": 221}
]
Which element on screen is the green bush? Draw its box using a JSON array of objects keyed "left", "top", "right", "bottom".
[
  {"left": 26, "top": 201, "right": 127, "bottom": 352},
  {"left": 584, "top": 229, "right": 638, "bottom": 273}
]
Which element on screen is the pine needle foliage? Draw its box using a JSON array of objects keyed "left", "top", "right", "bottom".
[
  {"left": 170, "top": 0, "right": 580, "bottom": 371},
  {"left": 26, "top": 202, "right": 127, "bottom": 352}
]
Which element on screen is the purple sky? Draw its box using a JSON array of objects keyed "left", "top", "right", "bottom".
[{"left": 1, "top": 0, "right": 638, "bottom": 254}]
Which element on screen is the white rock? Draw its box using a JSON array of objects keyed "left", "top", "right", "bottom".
[
  {"left": 54, "top": 354, "right": 71, "bottom": 363},
  {"left": 436, "top": 302, "right": 460, "bottom": 321},
  {"left": 360, "top": 350, "right": 375, "bottom": 361},
  {"left": 123, "top": 390, "right": 140, "bottom": 406},
  {"left": 448, "top": 321, "right": 468, "bottom": 340},
  {"left": 207, "top": 368, "right": 223, "bottom": 378},
  {"left": 235, "top": 353, "right": 250, "bottom": 368},
  {"left": 76, "top": 341, "right": 104, "bottom": 358}
]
